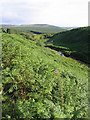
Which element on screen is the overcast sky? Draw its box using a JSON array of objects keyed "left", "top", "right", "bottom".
[{"left": 0, "top": 0, "right": 89, "bottom": 27}]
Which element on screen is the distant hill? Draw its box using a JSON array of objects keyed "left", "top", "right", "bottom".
[
  {"left": 19, "top": 24, "right": 60, "bottom": 28},
  {"left": 45, "top": 26, "right": 89, "bottom": 63},
  {"left": 1, "top": 24, "right": 67, "bottom": 33},
  {"left": 63, "top": 27, "right": 80, "bottom": 30}
]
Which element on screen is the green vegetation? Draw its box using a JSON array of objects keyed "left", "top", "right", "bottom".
[
  {"left": 46, "top": 27, "right": 89, "bottom": 63},
  {"left": 2, "top": 24, "right": 67, "bottom": 34},
  {"left": 2, "top": 28, "right": 88, "bottom": 119}
]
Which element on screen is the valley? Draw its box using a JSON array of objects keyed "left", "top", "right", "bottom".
[{"left": 1, "top": 25, "right": 89, "bottom": 119}]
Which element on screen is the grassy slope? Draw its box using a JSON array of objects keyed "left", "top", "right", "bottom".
[
  {"left": 46, "top": 27, "right": 89, "bottom": 63},
  {"left": 2, "top": 33, "right": 88, "bottom": 119},
  {"left": 5, "top": 24, "right": 67, "bottom": 33}
]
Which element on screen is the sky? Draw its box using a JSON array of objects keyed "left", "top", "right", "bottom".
[{"left": 0, "top": 0, "right": 89, "bottom": 27}]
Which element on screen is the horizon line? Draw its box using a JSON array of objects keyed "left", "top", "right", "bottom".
[{"left": 0, "top": 23, "right": 82, "bottom": 28}]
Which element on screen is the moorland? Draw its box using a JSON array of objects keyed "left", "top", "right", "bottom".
[{"left": 1, "top": 24, "right": 89, "bottom": 119}]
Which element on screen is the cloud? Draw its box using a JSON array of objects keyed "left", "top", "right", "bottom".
[
  {"left": 31, "top": 0, "right": 88, "bottom": 27},
  {"left": 0, "top": 0, "right": 89, "bottom": 26}
]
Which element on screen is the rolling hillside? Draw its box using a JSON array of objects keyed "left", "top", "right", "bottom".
[
  {"left": 45, "top": 27, "right": 89, "bottom": 63},
  {"left": 2, "top": 30, "right": 88, "bottom": 119},
  {"left": 1, "top": 24, "right": 67, "bottom": 33}
]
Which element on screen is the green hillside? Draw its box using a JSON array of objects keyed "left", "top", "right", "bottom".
[
  {"left": 2, "top": 24, "right": 67, "bottom": 33},
  {"left": 2, "top": 31, "right": 88, "bottom": 119},
  {"left": 45, "top": 27, "right": 89, "bottom": 63}
]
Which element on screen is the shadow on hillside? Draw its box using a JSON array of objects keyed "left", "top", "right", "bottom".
[{"left": 44, "top": 30, "right": 89, "bottom": 65}]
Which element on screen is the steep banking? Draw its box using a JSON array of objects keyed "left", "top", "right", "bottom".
[
  {"left": 46, "top": 27, "right": 89, "bottom": 63},
  {"left": 2, "top": 32, "right": 88, "bottom": 119}
]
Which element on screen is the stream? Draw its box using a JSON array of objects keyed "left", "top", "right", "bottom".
[
  {"left": 44, "top": 42, "right": 90, "bottom": 67},
  {"left": 56, "top": 51, "right": 90, "bottom": 67},
  {"left": 57, "top": 51, "right": 65, "bottom": 57}
]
